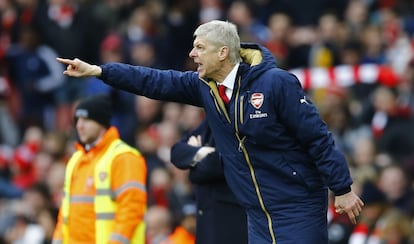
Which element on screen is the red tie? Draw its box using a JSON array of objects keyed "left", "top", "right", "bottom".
[{"left": 218, "top": 84, "right": 229, "bottom": 104}]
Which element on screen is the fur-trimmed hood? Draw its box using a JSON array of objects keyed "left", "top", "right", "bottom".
[{"left": 239, "top": 42, "right": 277, "bottom": 86}]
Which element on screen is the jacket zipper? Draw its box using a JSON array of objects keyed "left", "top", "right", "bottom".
[
  {"left": 234, "top": 76, "right": 276, "bottom": 244},
  {"left": 235, "top": 134, "right": 276, "bottom": 243},
  {"left": 239, "top": 95, "right": 244, "bottom": 124}
]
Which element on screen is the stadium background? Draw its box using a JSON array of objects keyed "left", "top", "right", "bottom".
[{"left": 0, "top": 0, "right": 414, "bottom": 243}]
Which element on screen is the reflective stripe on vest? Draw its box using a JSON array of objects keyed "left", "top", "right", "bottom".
[
  {"left": 62, "top": 139, "right": 146, "bottom": 244},
  {"left": 62, "top": 150, "right": 82, "bottom": 243}
]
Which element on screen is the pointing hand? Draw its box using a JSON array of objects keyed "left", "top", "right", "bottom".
[{"left": 56, "top": 57, "right": 102, "bottom": 77}]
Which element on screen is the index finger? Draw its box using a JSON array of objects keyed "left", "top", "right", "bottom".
[
  {"left": 56, "top": 57, "right": 75, "bottom": 65},
  {"left": 347, "top": 210, "right": 357, "bottom": 224}
]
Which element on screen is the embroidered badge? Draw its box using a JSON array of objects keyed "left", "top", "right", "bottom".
[
  {"left": 86, "top": 177, "right": 94, "bottom": 188},
  {"left": 99, "top": 172, "right": 107, "bottom": 181},
  {"left": 250, "top": 93, "right": 264, "bottom": 109}
]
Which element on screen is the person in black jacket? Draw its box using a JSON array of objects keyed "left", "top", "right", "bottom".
[{"left": 170, "top": 119, "right": 248, "bottom": 244}]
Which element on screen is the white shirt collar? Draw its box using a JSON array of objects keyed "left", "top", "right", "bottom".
[
  {"left": 218, "top": 63, "right": 239, "bottom": 99},
  {"left": 218, "top": 63, "right": 239, "bottom": 90}
]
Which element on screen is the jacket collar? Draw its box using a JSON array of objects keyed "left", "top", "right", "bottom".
[{"left": 75, "top": 126, "right": 120, "bottom": 152}]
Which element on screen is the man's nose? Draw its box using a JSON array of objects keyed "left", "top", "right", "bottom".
[{"left": 189, "top": 48, "right": 196, "bottom": 58}]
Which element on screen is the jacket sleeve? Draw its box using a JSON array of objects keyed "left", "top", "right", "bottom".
[
  {"left": 170, "top": 141, "right": 200, "bottom": 170},
  {"left": 171, "top": 140, "right": 224, "bottom": 184},
  {"left": 273, "top": 70, "right": 352, "bottom": 195},
  {"left": 52, "top": 207, "right": 64, "bottom": 244},
  {"left": 100, "top": 63, "right": 203, "bottom": 107},
  {"left": 109, "top": 151, "right": 147, "bottom": 244},
  {"left": 170, "top": 120, "right": 225, "bottom": 184},
  {"left": 188, "top": 151, "right": 224, "bottom": 184}
]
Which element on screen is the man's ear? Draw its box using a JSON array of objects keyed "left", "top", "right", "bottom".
[{"left": 218, "top": 46, "right": 229, "bottom": 61}]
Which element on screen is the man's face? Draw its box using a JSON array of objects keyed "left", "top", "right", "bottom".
[
  {"left": 75, "top": 117, "right": 104, "bottom": 144},
  {"left": 189, "top": 36, "right": 222, "bottom": 80}
]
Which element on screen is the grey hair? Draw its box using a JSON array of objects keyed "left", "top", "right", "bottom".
[{"left": 194, "top": 20, "right": 242, "bottom": 64}]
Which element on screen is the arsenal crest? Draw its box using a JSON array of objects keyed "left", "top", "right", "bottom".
[
  {"left": 250, "top": 93, "right": 264, "bottom": 109},
  {"left": 99, "top": 172, "right": 108, "bottom": 181}
]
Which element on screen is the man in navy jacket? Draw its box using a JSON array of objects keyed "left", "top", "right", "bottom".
[
  {"left": 170, "top": 119, "right": 248, "bottom": 244},
  {"left": 57, "top": 20, "right": 363, "bottom": 243}
]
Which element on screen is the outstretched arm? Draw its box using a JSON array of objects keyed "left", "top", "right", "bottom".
[
  {"left": 56, "top": 58, "right": 102, "bottom": 77},
  {"left": 57, "top": 57, "right": 203, "bottom": 106}
]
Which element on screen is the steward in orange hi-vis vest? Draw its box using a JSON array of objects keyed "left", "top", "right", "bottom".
[{"left": 52, "top": 94, "right": 147, "bottom": 244}]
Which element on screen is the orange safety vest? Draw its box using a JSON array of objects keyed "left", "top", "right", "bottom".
[{"left": 52, "top": 127, "right": 147, "bottom": 244}]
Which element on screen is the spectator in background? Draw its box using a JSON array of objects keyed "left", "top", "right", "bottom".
[
  {"left": 129, "top": 39, "right": 161, "bottom": 68},
  {"left": 41, "top": 130, "right": 69, "bottom": 163},
  {"left": 317, "top": 85, "right": 353, "bottom": 154},
  {"left": 134, "top": 96, "right": 163, "bottom": 129},
  {"left": 147, "top": 167, "right": 173, "bottom": 209},
  {"left": 344, "top": 0, "right": 369, "bottom": 40},
  {"left": 265, "top": 12, "right": 292, "bottom": 69},
  {"left": 123, "top": 5, "right": 160, "bottom": 52},
  {"left": 155, "top": 121, "right": 182, "bottom": 166},
  {"left": 10, "top": 126, "right": 43, "bottom": 191},
  {"left": 0, "top": 145, "right": 12, "bottom": 175},
  {"left": 397, "top": 58, "right": 414, "bottom": 115},
  {"left": 44, "top": 160, "right": 65, "bottom": 210},
  {"left": 339, "top": 40, "right": 363, "bottom": 66},
  {"left": 377, "top": 164, "right": 414, "bottom": 216},
  {"left": 359, "top": 25, "right": 386, "bottom": 65},
  {"left": 348, "top": 181, "right": 389, "bottom": 244},
  {"left": 3, "top": 183, "right": 53, "bottom": 244},
  {"left": 146, "top": 165, "right": 190, "bottom": 230},
  {"left": 84, "top": 33, "right": 138, "bottom": 145},
  {"left": 52, "top": 94, "right": 147, "bottom": 244},
  {"left": 379, "top": 8, "right": 413, "bottom": 75},
  {"left": 285, "top": 25, "right": 318, "bottom": 68},
  {"left": 145, "top": 205, "right": 173, "bottom": 244},
  {"left": 309, "top": 12, "right": 342, "bottom": 68},
  {"left": 3, "top": 212, "right": 45, "bottom": 244},
  {"left": 198, "top": 0, "right": 224, "bottom": 24},
  {"left": 161, "top": 0, "right": 199, "bottom": 71},
  {"left": 349, "top": 136, "right": 376, "bottom": 169},
  {"left": 0, "top": 76, "right": 19, "bottom": 147},
  {"left": 32, "top": 150, "right": 54, "bottom": 186},
  {"left": 0, "top": 144, "right": 20, "bottom": 199},
  {"left": 369, "top": 86, "right": 414, "bottom": 162},
  {"left": 122, "top": 5, "right": 165, "bottom": 70},
  {"left": 161, "top": 203, "right": 196, "bottom": 244},
  {"left": 135, "top": 125, "right": 165, "bottom": 180},
  {"left": 378, "top": 208, "right": 413, "bottom": 244},
  {"left": 227, "top": 0, "right": 270, "bottom": 44},
  {"left": 281, "top": 0, "right": 348, "bottom": 27},
  {"left": 37, "top": 207, "right": 58, "bottom": 244},
  {"left": 162, "top": 102, "right": 184, "bottom": 126},
  {"left": 350, "top": 180, "right": 414, "bottom": 243},
  {"left": 5, "top": 24, "right": 64, "bottom": 132},
  {"left": 177, "top": 105, "right": 205, "bottom": 134},
  {"left": 170, "top": 119, "right": 248, "bottom": 244},
  {"left": 156, "top": 120, "right": 194, "bottom": 226},
  {"left": 33, "top": 0, "right": 111, "bottom": 132}
]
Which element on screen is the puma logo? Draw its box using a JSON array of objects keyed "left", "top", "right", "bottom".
[{"left": 300, "top": 96, "right": 309, "bottom": 104}]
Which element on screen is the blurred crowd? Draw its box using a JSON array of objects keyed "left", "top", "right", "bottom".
[{"left": 1, "top": 0, "right": 414, "bottom": 243}]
